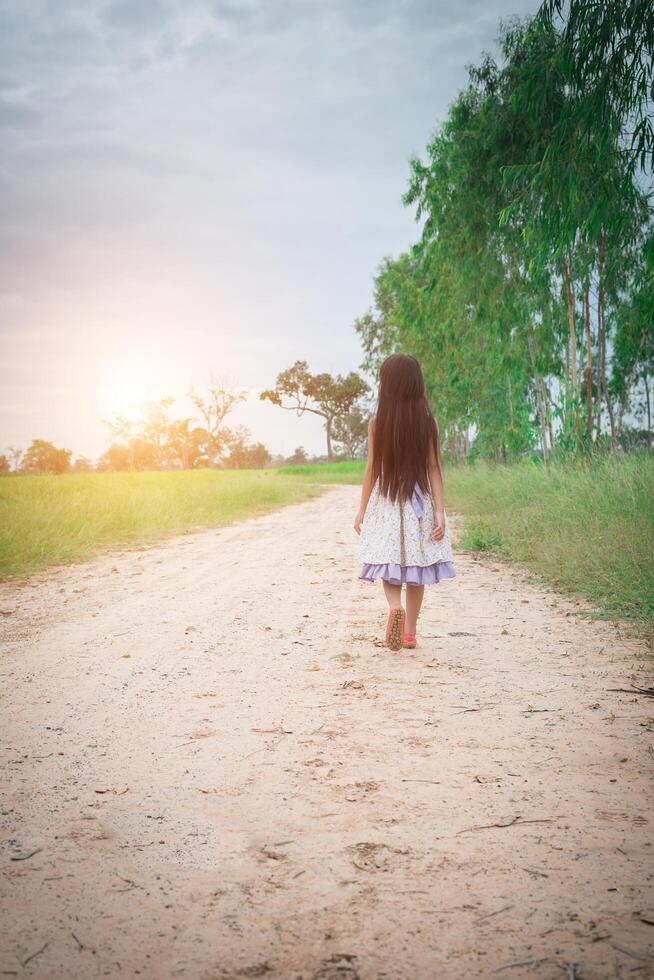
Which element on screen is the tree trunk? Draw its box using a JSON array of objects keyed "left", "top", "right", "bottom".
[
  {"left": 526, "top": 325, "right": 549, "bottom": 463},
  {"left": 325, "top": 418, "right": 334, "bottom": 462},
  {"left": 596, "top": 236, "right": 605, "bottom": 441},
  {"left": 583, "top": 283, "right": 593, "bottom": 439},
  {"left": 605, "top": 378, "right": 617, "bottom": 450},
  {"left": 507, "top": 373, "right": 514, "bottom": 431},
  {"left": 644, "top": 373, "right": 652, "bottom": 453},
  {"left": 596, "top": 239, "right": 616, "bottom": 452},
  {"left": 563, "top": 259, "right": 582, "bottom": 450},
  {"left": 563, "top": 260, "right": 578, "bottom": 391},
  {"left": 539, "top": 381, "right": 550, "bottom": 462}
]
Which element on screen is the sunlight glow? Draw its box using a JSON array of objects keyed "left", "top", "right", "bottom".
[{"left": 97, "top": 356, "right": 162, "bottom": 420}]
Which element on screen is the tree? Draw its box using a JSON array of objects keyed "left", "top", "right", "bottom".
[
  {"left": 97, "top": 444, "right": 131, "bottom": 471},
  {"left": 225, "top": 427, "right": 271, "bottom": 469},
  {"left": 6, "top": 447, "right": 22, "bottom": 473},
  {"left": 96, "top": 439, "right": 158, "bottom": 471},
  {"left": 102, "top": 414, "right": 138, "bottom": 470},
  {"left": 260, "top": 361, "right": 368, "bottom": 461},
  {"left": 189, "top": 376, "right": 246, "bottom": 466},
  {"left": 141, "top": 397, "right": 175, "bottom": 469},
  {"left": 0, "top": 455, "right": 10, "bottom": 475},
  {"left": 285, "top": 446, "right": 308, "bottom": 465},
  {"left": 539, "top": 0, "right": 654, "bottom": 172},
  {"left": 22, "top": 440, "right": 71, "bottom": 474},
  {"left": 73, "top": 456, "right": 93, "bottom": 472},
  {"left": 332, "top": 406, "right": 370, "bottom": 459},
  {"left": 354, "top": 256, "right": 404, "bottom": 376},
  {"left": 165, "top": 419, "right": 209, "bottom": 469},
  {"left": 355, "top": 12, "right": 652, "bottom": 462}
]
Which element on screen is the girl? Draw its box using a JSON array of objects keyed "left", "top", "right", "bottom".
[{"left": 354, "top": 353, "right": 455, "bottom": 651}]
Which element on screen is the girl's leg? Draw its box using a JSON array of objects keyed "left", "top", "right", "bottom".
[
  {"left": 382, "top": 579, "right": 405, "bottom": 651},
  {"left": 382, "top": 579, "right": 403, "bottom": 608},
  {"left": 405, "top": 584, "right": 424, "bottom": 634}
]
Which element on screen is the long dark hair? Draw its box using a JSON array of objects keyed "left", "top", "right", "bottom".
[{"left": 371, "top": 353, "right": 441, "bottom": 503}]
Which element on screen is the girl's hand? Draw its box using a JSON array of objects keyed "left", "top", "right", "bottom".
[
  {"left": 431, "top": 511, "right": 445, "bottom": 542},
  {"left": 354, "top": 511, "right": 365, "bottom": 535}
]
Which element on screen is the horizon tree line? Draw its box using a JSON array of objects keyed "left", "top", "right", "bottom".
[{"left": 1, "top": 371, "right": 371, "bottom": 476}]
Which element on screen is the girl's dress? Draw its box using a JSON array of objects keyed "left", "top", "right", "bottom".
[{"left": 358, "top": 480, "right": 456, "bottom": 585}]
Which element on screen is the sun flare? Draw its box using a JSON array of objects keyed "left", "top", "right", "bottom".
[{"left": 97, "top": 357, "right": 160, "bottom": 419}]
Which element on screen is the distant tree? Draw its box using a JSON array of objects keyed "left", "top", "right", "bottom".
[
  {"left": 6, "top": 447, "right": 23, "bottom": 473},
  {"left": 73, "top": 456, "right": 93, "bottom": 472},
  {"left": 129, "top": 438, "right": 158, "bottom": 470},
  {"left": 97, "top": 444, "right": 131, "bottom": 471},
  {"left": 332, "top": 406, "right": 371, "bottom": 459},
  {"left": 225, "top": 427, "right": 271, "bottom": 469},
  {"left": 165, "top": 419, "right": 210, "bottom": 469},
  {"left": 189, "top": 376, "right": 246, "bottom": 466},
  {"left": 142, "top": 398, "right": 175, "bottom": 468},
  {"left": 0, "top": 454, "right": 10, "bottom": 475},
  {"left": 103, "top": 414, "right": 138, "bottom": 469},
  {"left": 260, "top": 361, "right": 369, "bottom": 461},
  {"left": 22, "top": 439, "right": 71, "bottom": 475},
  {"left": 285, "top": 446, "right": 308, "bottom": 465},
  {"left": 96, "top": 439, "right": 158, "bottom": 471}
]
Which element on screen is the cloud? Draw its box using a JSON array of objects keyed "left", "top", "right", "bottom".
[
  {"left": 0, "top": 0, "right": 540, "bottom": 458},
  {"left": 0, "top": 97, "right": 39, "bottom": 127},
  {"left": 100, "top": 0, "right": 171, "bottom": 33}
]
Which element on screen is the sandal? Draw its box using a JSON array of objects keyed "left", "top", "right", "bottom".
[
  {"left": 403, "top": 633, "right": 417, "bottom": 650},
  {"left": 385, "top": 605, "right": 405, "bottom": 652}
]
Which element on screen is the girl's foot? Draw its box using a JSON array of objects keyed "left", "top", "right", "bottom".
[
  {"left": 385, "top": 605, "right": 405, "bottom": 652},
  {"left": 403, "top": 632, "right": 417, "bottom": 649}
]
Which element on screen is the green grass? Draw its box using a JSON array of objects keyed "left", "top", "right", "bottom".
[
  {"left": 277, "top": 460, "right": 366, "bottom": 483},
  {"left": 0, "top": 469, "right": 323, "bottom": 580},
  {"left": 445, "top": 454, "right": 654, "bottom": 630},
  {"left": 2, "top": 457, "right": 652, "bottom": 634}
]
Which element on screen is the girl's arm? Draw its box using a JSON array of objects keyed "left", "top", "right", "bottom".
[
  {"left": 427, "top": 426, "right": 445, "bottom": 542},
  {"left": 354, "top": 418, "right": 375, "bottom": 535}
]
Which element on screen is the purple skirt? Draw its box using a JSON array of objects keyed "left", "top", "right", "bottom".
[{"left": 359, "top": 561, "right": 456, "bottom": 586}]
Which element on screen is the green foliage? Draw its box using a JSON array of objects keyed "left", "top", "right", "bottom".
[
  {"left": 276, "top": 460, "right": 366, "bottom": 483},
  {"left": 460, "top": 520, "right": 504, "bottom": 552},
  {"left": 540, "top": 0, "right": 654, "bottom": 172},
  {"left": 356, "top": 8, "right": 653, "bottom": 462}
]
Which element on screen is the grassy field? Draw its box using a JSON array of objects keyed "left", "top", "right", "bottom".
[
  {"left": 444, "top": 455, "right": 654, "bottom": 630},
  {"left": 0, "top": 469, "right": 322, "bottom": 580},
  {"left": 2, "top": 457, "right": 652, "bottom": 633},
  {"left": 277, "top": 460, "right": 366, "bottom": 483}
]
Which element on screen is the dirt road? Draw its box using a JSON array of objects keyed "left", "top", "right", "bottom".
[{"left": 1, "top": 485, "right": 652, "bottom": 979}]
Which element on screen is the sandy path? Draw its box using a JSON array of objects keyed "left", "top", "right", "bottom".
[{"left": 1, "top": 485, "right": 653, "bottom": 980}]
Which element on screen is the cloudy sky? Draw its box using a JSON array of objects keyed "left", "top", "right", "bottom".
[{"left": 1, "top": 0, "right": 538, "bottom": 461}]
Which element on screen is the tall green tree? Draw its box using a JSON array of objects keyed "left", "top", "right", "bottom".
[{"left": 355, "top": 9, "right": 653, "bottom": 461}]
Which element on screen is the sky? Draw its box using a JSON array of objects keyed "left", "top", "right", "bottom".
[{"left": 0, "top": 0, "right": 539, "bottom": 462}]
